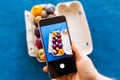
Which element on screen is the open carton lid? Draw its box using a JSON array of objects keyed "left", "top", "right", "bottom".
[{"left": 55, "top": 1, "right": 93, "bottom": 55}]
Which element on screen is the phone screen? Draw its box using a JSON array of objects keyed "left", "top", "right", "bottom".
[{"left": 39, "top": 16, "right": 77, "bottom": 78}]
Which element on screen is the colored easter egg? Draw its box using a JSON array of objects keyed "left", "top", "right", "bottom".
[
  {"left": 52, "top": 39, "right": 56, "bottom": 44},
  {"left": 34, "top": 28, "right": 40, "bottom": 38},
  {"left": 52, "top": 31, "right": 57, "bottom": 36},
  {"left": 58, "top": 49, "right": 64, "bottom": 55},
  {"left": 52, "top": 50, "right": 57, "bottom": 55},
  {"left": 52, "top": 44, "right": 57, "bottom": 49},
  {"left": 58, "top": 43, "right": 63, "bottom": 48},
  {"left": 37, "top": 49, "right": 44, "bottom": 60},
  {"left": 36, "top": 38, "right": 43, "bottom": 49},
  {"left": 45, "top": 4, "right": 55, "bottom": 14},
  {"left": 31, "top": 5, "right": 43, "bottom": 16},
  {"left": 57, "top": 38, "right": 62, "bottom": 43},
  {"left": 33, "top": 16, "right": 42, "bottom": 27},
  {"left": 57, "top": 33, "right": 61, "bottom": 38},
  {"left": 41, "top": 10, "right": 47, "bottom": 18}
]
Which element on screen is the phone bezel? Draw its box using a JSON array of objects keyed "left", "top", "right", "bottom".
[{"left": 39, "top": 16, "right": 77, "bottom": 78}]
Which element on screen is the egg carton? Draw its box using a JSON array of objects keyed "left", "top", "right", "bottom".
[{"left": 24, "top": 1, "right": 93, "bottom": 62}]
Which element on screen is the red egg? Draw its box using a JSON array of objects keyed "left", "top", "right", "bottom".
[
  {"left": 36, "top": 38, "right": 43, "bottom": 49},
  {"left": 57, "top": 33, "right": 61, "bottom": 38},
  {"left": 57, "top": 38, "right": 62, "bottom": 43}
]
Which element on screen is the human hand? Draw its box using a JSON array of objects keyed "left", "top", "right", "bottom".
[{"left": 41, "top": 42, "right": 112, "bottom": 80}]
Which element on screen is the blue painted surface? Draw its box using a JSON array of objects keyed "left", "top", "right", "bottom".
[{"left": 0, "top": 0, "right": 120, "bottom": 80}]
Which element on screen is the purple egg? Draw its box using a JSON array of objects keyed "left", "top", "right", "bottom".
[
  {"left": 57, "top": 38, "right": 62, "bottom": 43},
  {"left": 52, "top": 44, "right": 57, "bottom": 49},
  {"left": 58, "top": 43, "right": 63, "bottom": 48},
  {"left": 34, "top": 28, "right": 40, "bottom": 38},
  {"left": 52, "top": 39, "right": 56, "bottom": 44},
  {"left": 36, "top": 38, "right": 43, "bottom": 49}
]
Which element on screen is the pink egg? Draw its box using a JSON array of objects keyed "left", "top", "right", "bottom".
[{"left": 52, "top": 44, "right": 57, "bottom": 49}]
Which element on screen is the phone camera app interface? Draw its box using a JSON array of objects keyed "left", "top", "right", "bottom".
[{"left": 41, "top": 22, "right": 73, "bottom": 62}]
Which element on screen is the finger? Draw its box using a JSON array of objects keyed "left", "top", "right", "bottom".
[
  {"left": 71, "top": 41, "right": 83, "bottom": 60},
  {"left": 40, "top": 54, "right": 46, "bottom": 61},
  {"left": 43, "top": 66, "right": 48, "bottom": 72}
]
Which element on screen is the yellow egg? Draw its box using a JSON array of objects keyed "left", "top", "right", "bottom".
[
  {"left": 37, "top": 49, "right": 44, "bottom": 60},
  {"left": 33, "top": 16, "right": 42, "bottom": 26},
  {"left": 31, "top": 5, "right": 43, "bottom": 16}
]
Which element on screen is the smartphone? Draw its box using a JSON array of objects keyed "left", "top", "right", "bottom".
[{"left": 39, "top": 16, "right": 77, "bottom": 78}]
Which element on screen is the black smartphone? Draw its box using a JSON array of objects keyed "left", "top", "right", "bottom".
[{"left": 39, "top": 16, "right": 77, "bottom": 79}]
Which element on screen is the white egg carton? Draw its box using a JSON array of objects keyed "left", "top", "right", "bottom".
[{"left": 24, "top": 1, "right": 93, "bottom": 62}]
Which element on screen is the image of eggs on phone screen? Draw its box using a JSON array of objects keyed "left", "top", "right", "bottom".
[
  {"left": 41, "top": 22, "right": 73, "bottom": 61},
  {"left": 39, "top": 16, "right": 76, "bottom": 78}
]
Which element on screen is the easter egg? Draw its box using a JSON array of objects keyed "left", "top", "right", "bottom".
[
  {"left": 34, "top": 28, "right": 40, "bottom": 38},
  {"left": 52, "top": 44, "right": 57, "bottom": 49},
  {"left": 37, "top": 49, "right": 44, "bottom": 60},
  {"left": 58, "top": 43, "right": 63, "bottom": 48},
  {"left": 57, "top": 38, "right": 62, "bottom": 43},
  {"left": 33, "top": 16, "right": 42, "bottom": 27},
  {"left": 52, "top": 31, "right": 57, "bottom": 36},
  {"left": 57, "top": 33, "right": 61, "bottom": 38},
  {"left": 37, "top": 49, "right": 44, "bottom": 57},
  {"left": 36, "top": 38, "right": 43, "bottom": 49},
  {"left": 52, "top": 50, "right": 57, "bottom": 55},
  {"left": 58, "top": 49, "right": 64, "bottom": 55},
  {"left": 31, "top": 5, "right": 43, "bottom": 16},
  {"left": 52, "top": 39, "right": 56, "bottom": 44},
  {"left": 41, "top": 10, "right": 47, "bottom": 18},
  {"left": 45, "top": 4, "right": 55, "bottom": 14}
]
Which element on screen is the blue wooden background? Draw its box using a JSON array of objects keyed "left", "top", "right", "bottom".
[{"left": 0, "top": 0, "right": 120, "bottom": 80}]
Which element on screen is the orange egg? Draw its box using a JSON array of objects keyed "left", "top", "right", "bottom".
[
  {"left": 52, "top": 32, "right": 57, "bottom": 36},
  {"left": 31, "top": 5, "right": 43, "bottom": 16},
  {"left": 58, "top": 49, "right": 64, "bottom": 55}
]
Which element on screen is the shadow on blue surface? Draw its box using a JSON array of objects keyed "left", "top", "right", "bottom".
[{"left": 0, "top": 0, "right": 120, "bottom": 80}]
